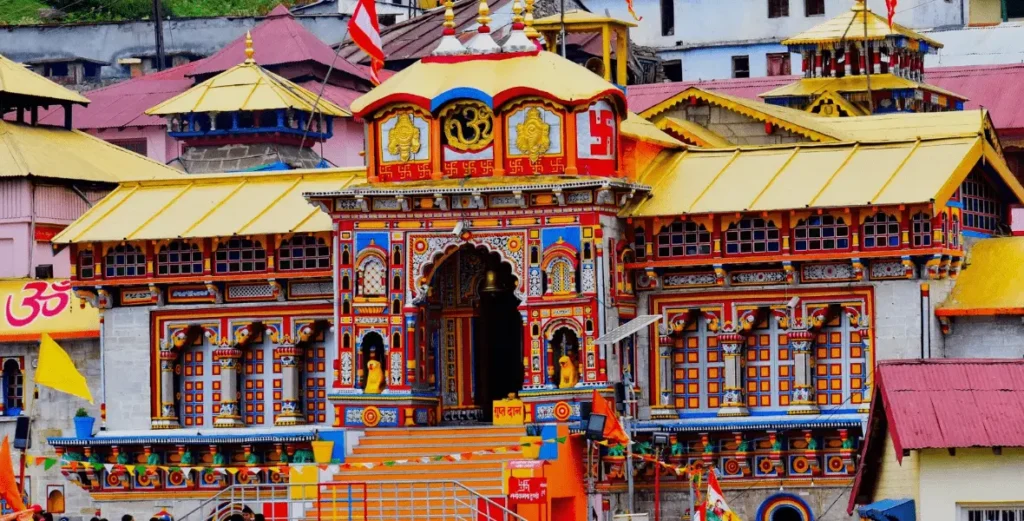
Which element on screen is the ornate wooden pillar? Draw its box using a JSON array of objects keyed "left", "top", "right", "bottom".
[
  {"left": 274, "top": 342, "right": 305, "bottom": 426},
  {"left": 718, "top": 331, "right": 748, "bottom": 417},
  {"left": 788, "top": 329, "right": 819, "bottom": 414},
  {"left": 154, "top": 349, "right": 180, "bottom": 429},
  {"left": 213, "top": 347, "right": 244, "bottom": 428}
]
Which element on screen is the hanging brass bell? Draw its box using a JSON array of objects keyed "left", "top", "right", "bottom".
[{"left": 481, "top": 270, "right": 501, "bottom": 293}]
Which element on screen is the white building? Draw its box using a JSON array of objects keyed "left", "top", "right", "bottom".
[{"left": 582, "top": 0, "right": 1024, "bottom": 80}]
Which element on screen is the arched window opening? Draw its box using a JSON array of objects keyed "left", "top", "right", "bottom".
[
  {"left": 105, "top": 244, "right": 146, "bottom": 277},
  {"left": 278, "top": 235, "right": 330, "bottom": 271},
  {"left": 359, "top": 332, "right": 386, "bottom": 391},
  {"left": 544, "top": 256, "right": 576, "bottom": 295},
  {"left": 2, "top": 359, "right": 24, "bottom": 416},
  {"left": 157, "top": 241, "right": 203, "bottom": 276},
  {"left": 793, "top": 215, "right": 849, "bottom": 252},
  {"left": 861, "top": 213, "right": 900, "bottom": 249},
  {"left": 357, "top": 255, "right": 388, "bottom": 297}
]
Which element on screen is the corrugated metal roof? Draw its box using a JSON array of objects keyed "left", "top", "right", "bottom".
[
  {"left": 937, "top": 237, "right": 1024, "bottom": 316},
  {"left": 189, "top": 5, "right": 370, "bottom": 82},
  {"left": 0, "top": 52, "right": 90, "bottom": 106},
  {"left": 53, "top": 168, "right": 364, "bottom": 244},
  {"left": 624, "top": 136, "right": 1024, "bottom": 217},
  {"left": 620, "top": 113, "right": 685, "bottom": 149},
  {"left": 655, "top": 117, "right": 733, "bottom": 148},
  {"left": 876, "top": 359, "right": 1024, "bottom": 452},
  {"left": 0, "top": 120, "right": 183, "bottom": 182},
  {"left": 145, "top": 54, "right": 349, "bottom": 117}
]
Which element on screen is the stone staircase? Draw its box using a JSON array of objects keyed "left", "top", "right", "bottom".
[{"left": 313, "top": 425, "right": 527, "bottom": 521}]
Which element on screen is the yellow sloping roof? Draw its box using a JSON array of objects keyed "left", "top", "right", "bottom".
[
  {"left": 641, "top": 87, "right": 839, "bottom": 142},
  {"left": 0, "top": 53, "right": 90, "bottom": 106},
  {"left": 621, "top": 113, "right": 685, "bottom": 149},
  {"left": 781, "top": 1, "right": 942, "bottom": 49},
  {"left": 349, "top": 51, "right": 624, "bottom": 116},
  {"left": 760, "top": 74, "right": 964, "bottom": 100},
  {"left": 146, "top": 62, "right": 349, "bottom": 117},
  {"left": 655, "top": 117, "right": 733, "bottom": 148},
  {"left": 625, "top": 136, "right": 1024, "bottom": 217},
  {"left": 0, "top": 120, "right": 182, "bottom": 182},
  {"left": 937, "top": 238, "right": 1024, "bottom": 316},
  {"left": 53, "top": 168, "right": 364, "bottom": 244},
  {"left": 532, "top": 9, "right": 637, "bottom": 28},
  {"left": 812, "top": 109, "right": 994, "bottom": 143}
]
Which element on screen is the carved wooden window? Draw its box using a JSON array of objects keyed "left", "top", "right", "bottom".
[
  {"left": 815, "top": 315, "right": 867, "bottom": 407},
  {"left": 961, "top": 172, "right": 1004, "bottom": 232},
  {"left": 725, "top": 218, "right": 781, "bottom": 255},
  {"left": 303, "top": 344, "right": 329, "bottom": 424},
  {"left": 673, "top": 317, "right": 724, "bottom": 411},
  {"left": 912, "top": 212, "right": 932, "bottom": 247},
  {"left": 633, "top": 227, "right": 646, "bottom": 260},
  {"left": 104, "top": 244, "right": 146, "bottom": 278},
  {"left": 214, "top": 238, "right": 267, "bottom": 273},
  {"left": 243, "top": 340, "right": 273, "bottom": 426},
  {"left": 951, "top": 214, "right": 961, "bottom": 248},
  {"left": 545, "top": 256, "right": 576, "bottom": 295},
  {"left": 278, "top": 235, "right": 330, "bottom": 271},
  {"left": 357, "top": 255, "right": 388, "bottom": 297},
  {"left": 157, "top": 241, "right": 203, "bottom": 276},
  {"left": 657, "top": 221, "right": 711, "bottom": 257},
  {"left": 861, "top": 213, "right": 900, "bottom": 249},
  {"left": 793, "top": 215, "right": 849, "bottom": 252},
  {"left": 180, "top": 342, "right": 214, "bottom": 427},
  {"left": 941, "top": 213, "right": 949, "bottom": 245},
  {"left": 77, "top": 250, "right": 95, "bottom": 279},
  {"left": 745, "top": 319, "right": 793, "bottom": 409}
]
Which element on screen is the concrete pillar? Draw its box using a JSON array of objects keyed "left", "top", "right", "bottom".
[
  {"left": 788, "top": 329, "right": 819, "bottom": 414},
  {"left": 274, "top": 344, "right": 305, "bottom": 426},
  {"left": 717, "top": 332, "right": 748, "bottom": 417},
  {"left": 213, "top": 347, "right": 244, "bottom": 428},
  {"left": 154, "top": 349, "right": 180, "bottom": 429}
]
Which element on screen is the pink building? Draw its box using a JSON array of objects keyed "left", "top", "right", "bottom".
[{"left": 38, "top": 5, "right": 375, "bottom": 169}]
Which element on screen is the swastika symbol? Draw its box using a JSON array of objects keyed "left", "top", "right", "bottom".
[{"left": 589, "top": 109, "right": 614, "bottom": 157}]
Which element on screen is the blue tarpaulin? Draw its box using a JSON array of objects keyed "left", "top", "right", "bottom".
[{"left": 858, "top": 498, "right": 915, "bottom": 521}]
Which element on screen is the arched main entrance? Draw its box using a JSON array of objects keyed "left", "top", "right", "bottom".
[{"left": 421, "top": 244, "right": 523, "bottom": 422}]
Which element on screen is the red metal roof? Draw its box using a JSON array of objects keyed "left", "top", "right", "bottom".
[
  {"left": 877, "top": 358, "right": 1024, "bottom": 453},
  {"left": 36, "top": 62, "right": 198, "bottom": 129},
  {"left": 190, "top": 4, "right": 370, "bottom": 82},
  {"left": 849, "top": 358, "right": 1024, "bottom": 514},
  {"left": 626, "top": 64, "right": 1024, "bottom": 132},
  {"left": 296, "top": 80, "right": 365, "bottom": 111}
]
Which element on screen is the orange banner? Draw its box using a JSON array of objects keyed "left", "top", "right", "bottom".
[{"left": 1, "top": 280, "right": 99, "bottom": 342}]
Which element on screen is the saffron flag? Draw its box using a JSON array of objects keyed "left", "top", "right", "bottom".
[
  {"left": 0, "top": 436, "right": 26, "bottom": 512},
  {"left": 624, "top": 0, "right": 642, "bottom": 21},
  {"left": 35, "top": 332, "right": 94, "bottom": 403},
  {"left": 886, "top": 0, "right": 898, "bottom": 28},
  {"left": 348, "top": 0, "right": 385, "bottom": 85},
  {"left": 703, "top": 469, "right": 741, "bottom": 521},
  {"left": 591, "top": 390, "right": 630, "bottom": 445}
]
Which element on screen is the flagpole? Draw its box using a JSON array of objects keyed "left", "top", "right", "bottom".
[
  {"left": 863, "top": 0, "right": 873, "bottom": 113},
  {"left": 559, "top": 0, "right": 566, "bottom": 57}
]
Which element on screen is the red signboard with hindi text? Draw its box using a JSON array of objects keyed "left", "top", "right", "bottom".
[{"left": 507, "top": 477, "right": 547, "bottom": 505}]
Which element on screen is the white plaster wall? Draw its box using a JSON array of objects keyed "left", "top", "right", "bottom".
[
  {"left": 101, "top": 306, "right": 156, "bottom": 431},
  {"left": 582, "top": 0, "right": 963, "bottom": 48},
  {"left": 0, "top": 339, "right": 101, "bottom": 519},
  {"left": 918, "top": 448, "right": 1024, "bottom": 520}
]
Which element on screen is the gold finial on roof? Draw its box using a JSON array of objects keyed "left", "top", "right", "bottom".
[
  {"left": 244, "top": 31, "right": 255, "bottom": 64},
  {"left": 524, "top": 0, "right": 539, "bottom": 39},
  {"left": 477, "top": 0, "right": 492, "bottom": 33},
  {"left": 511, "top": 0, "right": 523, "bottom": 27},
  {"left": 852, "top": 0, "right": 867, "bottom": 10},
  {"left": 442, "top": 0, "right": 455, "bottom": 34}
]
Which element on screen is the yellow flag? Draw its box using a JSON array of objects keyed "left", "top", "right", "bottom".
[{"left": 35, "top": 333, "right": 94, "bottom": 403}]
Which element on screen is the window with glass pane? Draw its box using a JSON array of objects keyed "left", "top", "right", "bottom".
[
  {"left": 157, "top": 241, "right": 203, "bottom": 275},
  {"left": 657, "top": 221, "right": 711, "bottom": 257},
  {"left": 912, "top": 212, "right": 932, "bottom": 247},
  {"left": 214, "top": 238, "right": 267, "bottom": 273},
  {"left": 965, "top": 507, "right": 1024, "bottom": 521},
  {"left": 104, "top": 244, "right": 146, "bottom": 277},
  {"left": 725, "top": 218, "right": 781, "bottom": 255},
  {"left": 358, "top": 255, "right": 388, "bottom": 297},
  {"left": 633, "top": 227, "right": 646, "bottom": 260},
  {"left": 278, "top": 235, "right": 331, "bottom": 270},
  {"left": 861, "top": 213, "right": 900, "bottom": 249},
  {"left": 793, "top": 215, "right": 849, "bottom": 251},
  {"left": 961, "top": 172, "right": 1004, "bottom": 232},
  {"left": 78, "top": 250, "right": 95, "bottom": 279}
]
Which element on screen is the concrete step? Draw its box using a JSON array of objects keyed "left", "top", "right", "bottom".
[
  {"left": 361, "top": 426, "right": 526, "bottom": 438},
  {"left": 345, "top": 452, "right": 519, "bottom": 463},
  {"left": 357, "top": 434, "right": 526, "bottom": 447}
]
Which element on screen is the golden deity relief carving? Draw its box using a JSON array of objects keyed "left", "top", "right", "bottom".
[
  {"left": 442, "top": 102, "right": 494, "bottom": 151},
  {"left": 515, "top": 107, "right": 551, "bottom": 163},
  {"left": 558, "top": 355, "right": 578, "bottom": 388},
  {"left": 365, "top": 359, "right": 385, "bottom": 394},
  {"left": 387, "top": 113, "right": 422, "bottom": 162}
]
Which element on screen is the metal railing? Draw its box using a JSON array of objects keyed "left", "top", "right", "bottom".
[{"left": 176, "top": 480, "right": 525, "bottom": 521}]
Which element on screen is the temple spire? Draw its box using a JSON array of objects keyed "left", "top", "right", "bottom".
[
  {"left": 465, "top": 0, "right": 500, "bottom": 54},
  {"left": 432, "top": 0, "right": 468, "bottom": 56},
  {"left": 502, "top": 0, "right": 535, "bottom": 53},
  {"left": 244, "top": 31, "right": 255, "bottom": 64},
  {"left": 524, "top": 0, "right": 540, "bottom": 39}
]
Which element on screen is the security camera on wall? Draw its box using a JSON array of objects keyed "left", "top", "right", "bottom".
[
  {"left": 787, "top": 296, "right": 800, "bottom": 310},
  {"left": 452, "top": 221, "right": 465, "bottom": 238}
]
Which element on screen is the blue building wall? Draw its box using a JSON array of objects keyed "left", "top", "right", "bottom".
[{"left": 660, "top": 43, "right": 799, "bottom": 81}]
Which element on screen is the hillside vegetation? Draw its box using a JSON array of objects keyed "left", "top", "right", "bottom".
[{"left": 0, "top": 0, "right": 295, "bottom": 25}]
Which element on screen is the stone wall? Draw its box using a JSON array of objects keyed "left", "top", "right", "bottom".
[
  {"left": 101, "top": 305, "right": 155, "bottom": 431},
  {"left": 175, "top": 143, "right": 325, "bottom": 173},
  {"left": 943, "top": 315, "right": 1024, "bottom": 358},
  {"left": 0, "top": 338, "right": 101, "bottom": 519},
  {"left": 661, "top": 104, "right": 807, "bottom": 146},
  {"left": 605, "top": 484, "right": 851, "bottom": 521}
]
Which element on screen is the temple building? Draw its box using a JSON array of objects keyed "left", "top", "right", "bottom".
[{"left": 43, "top": 1, "right": 1024, "bottom": 520}]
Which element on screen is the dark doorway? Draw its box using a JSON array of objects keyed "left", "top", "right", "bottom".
[
  {"left": 770, "top": 506, "right": 804, "bottom": 521},
  {"left": 472, "top": 259, "right": 523, "bottom": 419},
  {"left": 359, "top": 331, "right": 386, "bottom": 390}
]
